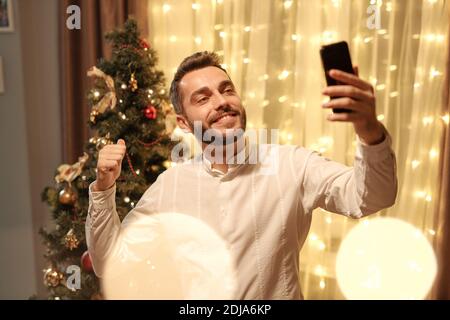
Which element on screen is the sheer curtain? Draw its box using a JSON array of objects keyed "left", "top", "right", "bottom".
[{"left": 148, "top": 0, "right": 449, "bottom": 299}]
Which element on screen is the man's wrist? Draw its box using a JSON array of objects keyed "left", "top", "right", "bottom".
[
  {"left": 356, "top": 121, "right": 385, "bottom": 145},
  {"left": 92, "top": 180, "right": 115, "bottom": 192}
]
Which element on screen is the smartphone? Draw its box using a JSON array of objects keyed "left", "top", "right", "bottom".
[{"left": 320, "top": 41, "right": 354, "bottom": 113}]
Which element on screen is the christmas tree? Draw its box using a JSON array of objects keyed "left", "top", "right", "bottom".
[{"left": 40, "top": 19, "right": 177, "bottom": 300}]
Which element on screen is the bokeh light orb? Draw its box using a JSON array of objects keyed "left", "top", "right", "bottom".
[
  {"left": 336, "top": 217, "right": 437, "bottom": 300},
  {"left": 101, "top": 212, "right": 237, "bottom": 299}
]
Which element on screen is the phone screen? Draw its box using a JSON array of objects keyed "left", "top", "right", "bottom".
[{"left": 320, "top": 41, "right": 354, "bottom": 113}]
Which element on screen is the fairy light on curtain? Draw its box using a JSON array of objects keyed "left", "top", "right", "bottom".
[{"left": 148, "top": 0, "right": 449, "bottom": 299}]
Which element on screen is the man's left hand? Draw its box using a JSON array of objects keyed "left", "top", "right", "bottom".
[{"left": 321, "top": 66, "right": 385, "bottom": 145}]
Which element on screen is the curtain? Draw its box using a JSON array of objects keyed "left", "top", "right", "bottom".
[
  {"left": 433, "top": 19, "right": 450, "bottom": 300},
  {"left": 59, "top": 0, "right": 149, "bottom": 163},
  {"left": 148, "top": 0, "right": 449, "bottom": 299}
]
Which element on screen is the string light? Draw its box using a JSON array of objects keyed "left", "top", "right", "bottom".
[
  {"left": 415, "top": 191, "right": 427, "bottom": 198},
  {"left": 428, "top": 229, "right": 436, "bottom": 236},
  {"left": 442, "top": 114, "right": 449, "bottom": 125},
  {"left": 258, "top": 74, "right": 269, "bottom": 81},
  {"left": 319, "top": 279, "right": 326, "bottom": 290},
  {"left": 425, "top": 195, "right": 432, "bottom": 202},
  {"left": 216, "top": 0, "right": 223, "bottom": 4},
  {"left": 124, "top": 197, "right": 130, "bottom": 203},
  {"left": 377, "top": 114, "right": 385, "bottom": 121},
  {"left": 244, "top": 26, "right": 251, "bottom": 32},
  {"left": 278, "top": 70, "right": 290, "bottom": 80},
  {"left": 386, "top": 2, "right": 393, "bottom": 11},
  {"left": 291, "top": 34, "right": 301, "bottom": 41},
  {"left": 192, "top": 3, "right": 200, "bottom": 10},
  {"left": 162, "top": 3, "right": 171, "bottom": 13},
  {"left": 135, "top": 169, "right": 140, "bottom": 175},
  {"left": 278, "top": 96, "right": 288, "bottom": 103},
  {"left": 331, "top": 0, "right": 341, "bottom": 7},
  {"left": 121, "top": 84, "right": 127, "bottom": 90},
  {"left": 169, "top": 35, "right": 177, "bottom": 42},
  {"left": 194, "top": 37, "right": 202, "bottom": 45},
  {"left": 214, "top": 24, "right": 224, "bottom": 30},
  {"left": 429, "top": 67, "right": 441, "bottom": 79},
  {"left": 283, "top": 0, "right": 293, "bottom": 9},
  {"left": 389, "top": 65, "right": 397, "bottom": 71},
  {"left": 422, "top": 116, "right": 434, "bottom": 125},
  {"left": 318, "top": 241, "right": 326, "bottom": 251},
  {"left": 219, "top": 31, "right": 227, "bottom": 38},
  {"left": 314, "top": 265, "right": 326, "bottom": 277},
  {"left": 429, "top": 149, "right": 438, "bottom": 159},
  {"left": 376, "top": 84, "right": 385, "bottom": 91},
  {"left": 262, "top": 100, "right": 270, "bottom": 107},
  {"left": 389, "top": 91, "right": 399, "bottom": 98},
  {"left": 93, "top": 91, "right": 100, "bottom": 98},
  {"left": 411, "top": 160, "right": 420, "bottom": 169},
  {"left": 243, "top": 58, "right": 250, "bottom": 64},
  {"left": 130, "top": 202, "right": 135, "bottom": 208},
  {"left": 377, "top": 29, "right": 387, "bottom": 35}
]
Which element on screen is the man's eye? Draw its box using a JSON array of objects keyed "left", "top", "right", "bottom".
[
  {"left": 197, "top": 97, "right": 208, "bottom": 104},
  {"left": 224, "top": 87, "right": 234, "bottom": 94}
]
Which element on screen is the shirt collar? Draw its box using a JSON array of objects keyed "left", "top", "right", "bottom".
[{"left": 201, "top": 135, "right": 251, "bottom": 177}]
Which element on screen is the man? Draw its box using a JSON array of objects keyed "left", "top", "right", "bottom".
[{"left": 86, "top": 51, "right": 397, "bottom": 299}]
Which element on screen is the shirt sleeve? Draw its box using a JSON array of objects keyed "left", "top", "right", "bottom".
[
  {"left": 85, "top": 177, "right": 161, "bottom": 277},
  {"left": 295, "top": 125, "right": 398, "bottom": 218}
]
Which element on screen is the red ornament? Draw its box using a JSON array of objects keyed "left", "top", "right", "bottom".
[
  {"left": 81, "top": 251, "right": 93, "bottom": 272},
  {"left": 144, "top": 105, "right": 157, "bottom": 120},
  {"left": 139, "top": 39, "right": 150, "bottom": 50}
]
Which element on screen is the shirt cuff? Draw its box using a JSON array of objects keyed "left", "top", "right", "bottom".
[
  {"left": 89, "top": 181, "right": 116, "bottom": 210},
  {"left": 355, "top": 125, "right": 394, "bottom": 163}
]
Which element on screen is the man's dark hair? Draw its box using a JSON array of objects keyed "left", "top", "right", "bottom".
[{"left": 169, "top": 51, "right": 229, "bottom": 115}]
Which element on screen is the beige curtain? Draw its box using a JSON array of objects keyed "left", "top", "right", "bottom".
[
  {"left": 59, "top": 0, "right": 149, "bottom": 163},
  {"left": 148, "top": 0, "right": 449, "bottom": 299},
  {"left": 433, "top": 19, "right": 450, "bottom": 300}
]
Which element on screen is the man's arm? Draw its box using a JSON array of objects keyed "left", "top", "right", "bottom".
[{"left": 298, "top": 125, "right": 397, "bottom": 218}]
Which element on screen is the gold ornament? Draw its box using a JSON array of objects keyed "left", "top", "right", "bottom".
[
  {"left": 162, "top": 101, "right": 177, "bottom": 136},
  {"left": 87, "top": 66, "right": 117, "bottom": 114},
  {"left": 129, "top": 73, "right": 138, "bottom": 92},
  {"left": 43, "top": 268, "right": 64, "bottom": 287},
  {"left": 55, "top": 153, "right": 89, "bottom": 184},
  {"left": 96, "top": 132, "right": 112, "bottom": 151},
  {"left": 58, "top": 186, "right": 77, "bottom": 205},
  {"left": 64, "top": 229, "right": 80, "bottom": 250},
  {"left": 90, "top": 109, "right": 99, "bottom": 123}
]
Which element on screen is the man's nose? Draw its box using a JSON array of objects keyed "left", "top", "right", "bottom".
[{"left": 212, "top": 91, "right": 228, "bottom": 110}]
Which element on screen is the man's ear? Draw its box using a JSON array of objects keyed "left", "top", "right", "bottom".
[{"left": 176, "top": 114, "right": 192, "bottom": 134}]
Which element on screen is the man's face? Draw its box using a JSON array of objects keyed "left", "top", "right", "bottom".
[{"left": 176, "top": 66, "right": 246, "bottom": 141}]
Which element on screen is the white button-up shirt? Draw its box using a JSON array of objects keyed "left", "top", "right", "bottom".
[{"left": 86, "top": 128, "right": 397, "bottom": 299}]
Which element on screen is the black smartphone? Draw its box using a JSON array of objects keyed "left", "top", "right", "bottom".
[{"left": 320, "top": 41, "right": 354, "bottom": 113}]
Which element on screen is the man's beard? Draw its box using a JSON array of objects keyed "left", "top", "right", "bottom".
[{"left": 186, "top": 107, "right": 247, "bottom": 146}]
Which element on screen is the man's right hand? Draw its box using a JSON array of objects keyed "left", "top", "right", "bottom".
[{"left": 93, "top": 139, "right": 126, "bottom": 192}]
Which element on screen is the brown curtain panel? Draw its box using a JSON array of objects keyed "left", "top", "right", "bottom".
[
  {"left": 59, "top": 0, "right": 148, "bottom": 163},
  {"left": 433, "top": 20, "right": 450, "bottom": 299}
]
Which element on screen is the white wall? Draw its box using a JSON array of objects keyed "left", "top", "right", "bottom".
[{"left": 0, "top": 0, "right": 61, "bottom": 299}]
